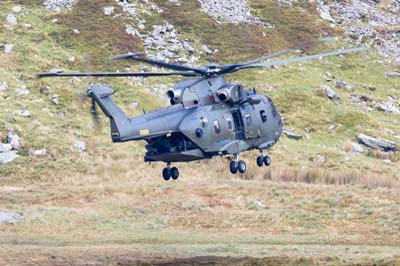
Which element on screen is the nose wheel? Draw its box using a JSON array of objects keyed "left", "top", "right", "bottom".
[{"left": 162, "top": 164, "right": 179, "bottom": 181}]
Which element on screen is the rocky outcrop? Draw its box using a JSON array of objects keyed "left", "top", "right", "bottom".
[
  {"left": 283, "top": 129, "right": 302, "bottom": 140},
  {"left": 357, "top": 133, "right": 396, "bottom": 151},
  {"left": 198, "top": 0, "right": 273, "bottom": 27},
  {"left": 0, "top": 211, "right": 24, "bottom": 224},
  {"left": 321, "top": 84, "right": 340, "bottom": 101},
  {"left": 328, "top": 0, "right": 400, "bottom": 63},
  {"left": 43, "top": 0, "right": 78, "bottom": 10}
]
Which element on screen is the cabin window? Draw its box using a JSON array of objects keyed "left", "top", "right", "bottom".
[
  {"left": 226, "top": 118, "right": 234, "bottom": 131},
  {"left": 245, "top": 114, "right": 252, "bottom": 127},
  {"left": 260, "top": 110, "right": 267, "bottom": 123},
  {"left": 213, "top": 120, "right": 221, "bottom": 134}
]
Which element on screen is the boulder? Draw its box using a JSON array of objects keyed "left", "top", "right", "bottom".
[
  {"left": 74, "top": 141, "right": 86, "bottom": 151},
  {"left": 12, "top": 6, "right": 22, "bottom": 13},
  {"left": 317, "top": 1, "right": 335, "bottom": 22},
  {"left": 336, "top": 80, "right": 353, "bottom": 90},
  {"left": 283, "top": 129, "right": 302, "bottom": 140},
  {"left": 0, "top": 82, "right": 8, "bottom": 91},
  {"left": 375, "top": 102, "right": 400, "bottom": 114},
  {"left": 14, "top": 110, "right": 31, "bottom": 117},
  {"left": 0, "top": 211, "right": 24, "bottom": 224},
  {"left": 7, "top": 131, "right": 21, "bottom": 150},
  {"left": 103, "top": 6, "right": 115, "bottom": 16},
  {"left": 321, "top": 84, "right": 340, "bottom": 100},
  {"left": 6, "top": 14, "right": 18, "bottom": 25},
  {"left": 357, "top": 133, "right": 396, "bottom": 151},
  {"left": 4, "top": 44, "right": 14, "bottom": 54},
  {"left": 0, "top": 151, "right": 19, "bottom": 165},
  {"left": 349, "top": 141, "right": 364, "bottom": 153},
  {"left": 52, "top": 95, "right": 60, "bottom": 105}
]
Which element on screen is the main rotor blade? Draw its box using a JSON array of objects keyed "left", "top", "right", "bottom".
[
  {"left": 37, "top": 71, "right": 199, "bottom": 78},
  {"left": 238, "top": 37, "right": 338, "bottom": 66},
  {"left": 112, "top": 53, "right": 208, "bottom": 75},
  {"left": 237, "top": 47, "right": 368, "bottom": 71}
]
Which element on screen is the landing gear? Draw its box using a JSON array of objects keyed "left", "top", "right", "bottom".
[
  {"left": 162, "top": 167, "right": 171, "bottom": 181},
  {"left": 162, "top": 164, "right": 180, "bottom": 181},
  {"left": 229, "top": 154, "right": 246, "bottom": 174},
  {"left": 229, "top": 161, "right": 238, "bottom": 174},
  {"left": 257, "top": 152, "right": 271, "bottom": 167},
  {"left": 171, "top": 167, "right": 179, "bottom": 180},
  {"left": 238, "top": 160, "right": 247, "bottom": 173},
  {"left": 256, "top": 156, "right": 264, "bottom": 167},
  {"left": 263, "top": 155, "right": 271, "bottom": 166}
]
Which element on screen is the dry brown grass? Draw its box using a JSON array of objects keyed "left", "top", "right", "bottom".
[{"left": 262, "top": 166, "right": 399, "bottom": 188}]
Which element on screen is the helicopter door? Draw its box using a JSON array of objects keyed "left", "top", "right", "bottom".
[{"left": 231, "top": 109, "right": 245, "bottom": 139}]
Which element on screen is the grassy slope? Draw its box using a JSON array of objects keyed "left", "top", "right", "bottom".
[{"left": 0, "top": 0, "right": 400, "bottom": 265}]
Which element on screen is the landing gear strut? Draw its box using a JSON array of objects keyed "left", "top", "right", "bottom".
[
  {"left": 162, "top": 163, "right": 180, "bottom": 181},
  {"left": 229, "top": 154, "right": 247, "bottom": 174}
]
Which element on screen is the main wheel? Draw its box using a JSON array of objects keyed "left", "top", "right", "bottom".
[
  {"left": 162, "top": 168, "right": 171, "bottom": 181},
  {"left": 171, "top": 167, "right": 179, "bottom": 180},
  {"left": 256, "top": 156, "right": 264, "bottom": 167},
  {"left": 229, "top": 161, "right": 238, "bottom": 174},
  {"left": 238, "top": 160, "right": 247, "bottom": 174},
  {"left": 264, "top": 155, "right": 271, "bottom": 166}
]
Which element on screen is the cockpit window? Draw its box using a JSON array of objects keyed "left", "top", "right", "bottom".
[
  {"left": 213, "top": 120, "right": 221, "bottom": 134},
  {"left": 260, "top": 110, "right": 267, "bottom": 123},
  {"left": 226, "top": 118, "right": 234, "bottom": 131}
]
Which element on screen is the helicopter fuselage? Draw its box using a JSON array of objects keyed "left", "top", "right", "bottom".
[{"left": 88, "top": 76, "right": 283, "bottom": 164}]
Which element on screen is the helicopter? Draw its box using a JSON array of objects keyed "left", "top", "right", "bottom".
[{"left": 38, "top": 37, "right": 366, "bottom": 180}]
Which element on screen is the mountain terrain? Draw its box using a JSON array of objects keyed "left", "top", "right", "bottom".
[{"left": 0, "top": 0, "right": 400, "bottom": 265}]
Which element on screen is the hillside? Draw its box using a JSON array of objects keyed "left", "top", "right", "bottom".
[{"left": 0, "top": 0, "right": 400, "bottom": 265}]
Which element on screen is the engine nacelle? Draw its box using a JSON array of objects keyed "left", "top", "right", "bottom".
[{"left": 216, "top": 88, "right": 231, "bottom": 102}]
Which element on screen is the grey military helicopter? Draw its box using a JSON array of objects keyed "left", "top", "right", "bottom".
[{"left": 38, "top": 38, "right": 366, "bottom": 180}]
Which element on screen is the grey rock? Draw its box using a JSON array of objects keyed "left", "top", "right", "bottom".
[
  {"left": 201, "top": 44, "right": 212, "bottom": 54},
  {"left": 74, "top": 141, "right": 86, "bottom": 151},
  {"left": 73, "top": 29, "right": 80, "bottom": 34},
  {"left": 7, "top": 131, "right": 21, "bottom": 150},
  {"left": 198, "top": 0, "right": 271, "bottom": 26},
  {"left": 6, "top": 14, "right": 18, "bottom": 25},
  {"left": 52, "top": 95, "right": 60, "bottom": 105},
  {"left": 0, "top": 151, "right": 19, "bottom": 165},
  {"left": 12, "top": 6, "right": 22, "bottom": 13},
  {"left": 375, "top": 101, "right": 400, "bottom": 114},
  {"left": 33, "top": 148, "right": 46, "bottom": 157},
  {"left": 0, "top": 211, "right": 24, "bottom": 224},
  {"left": 44, "top": 0, "right": 78, "bottom": 10},
  {"left": 357, "top": 133, "right": 396, "bottom": 151},
  {"left": 4, "top": 44, "right": 14, "bottom": 54},
  {"left": 183, "top": 41, "right": 196, "bottom": 54},
  {"left": 336, "top": 80, "right": 353, "bottom": 90},
  {"left": 385, "top": 71, "right": 400, "bottom": 77},
  {"left": 349, "top": 141, "right": 364, "bottom": 153},
  {"left": 103, "top": 6, "right": 115, "bottom": 16},
  {"left": 0, "top": 82, "right": 8, "bottom": 91},
  {"left": 0, "top": 143, "right": 12, "bottom": 153},
  {"left": 15, "top": 86, "right": 30, "bottom": 95},
  {"left": 23, "top": 24, "right": 32, "bottom": 29},
  {"left": 321, "top": 84, "right": 340, "bottom": 100},
  {"left": 316, "top": 154, "right": 326, "bottom": 163},
  {"left": 49, "top": 68, "right": 63, "bottom": 74},
  {"left": 14, "top": 110, "right": 31, "bottom": 117},
  {"left": 317, "top": 1, "right": 335, "bottom": 22},
  {"left": 283, "top": 129, "right": 302, "bottom": 140},
  {"left": 68, "top": 56, "right": 76, "bottom": 62}
]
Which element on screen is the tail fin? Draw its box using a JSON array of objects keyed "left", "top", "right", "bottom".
[{"left": 87, "top": 84, "right": 133, "bottom": 142}]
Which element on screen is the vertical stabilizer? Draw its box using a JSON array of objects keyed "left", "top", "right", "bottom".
[{"left": 87, "top": 84, "right": 133, "bottom": 142}]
